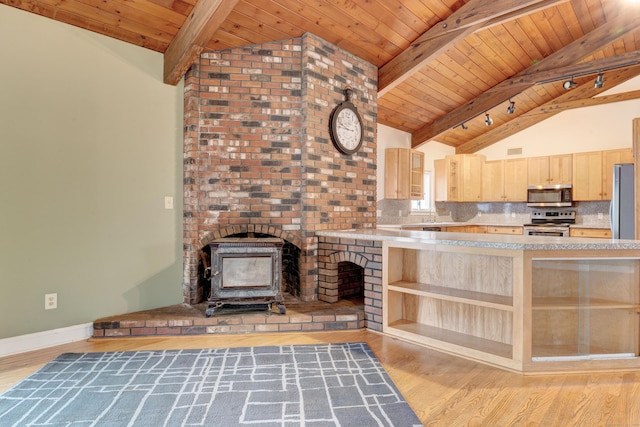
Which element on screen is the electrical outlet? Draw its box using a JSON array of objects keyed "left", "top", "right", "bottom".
[
  {"left": 164, "top": 196, "right": 174, "bottom": 210},
  {"left": 45, "top": 293, "right": 58, "bottom": 310}
]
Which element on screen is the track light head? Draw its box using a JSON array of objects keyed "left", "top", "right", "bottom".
[
  {"left": 563, "top": 77, "right": 577, "bottom": 89},
  {"left": 461, "top": 122, "right": 468, "bottom": 130},
  {"left": 594, "top": 73, "right": 605, "bottom": 89},
  {"left": 507, "top": 100, "right": 516, "bottom": 115},
  {"left": 485, "top": 112, "right": 493, "bottom": 126}
]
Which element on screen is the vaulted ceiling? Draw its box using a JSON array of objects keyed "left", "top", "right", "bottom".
[{"left": 3, "top": 0, "right": 640, "bottom": 153}]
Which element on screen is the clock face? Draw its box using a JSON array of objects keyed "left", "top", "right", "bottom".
[
  {"left": 336, "top": 108, "right": 362, "bottom": 149},
  {"left": 330, "top": 102, "right": 363, "bottom": 154}
]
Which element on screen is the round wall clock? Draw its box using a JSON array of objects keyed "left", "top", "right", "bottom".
[{"left": 329, "top": 88, "right": 364, "bottom": 155}]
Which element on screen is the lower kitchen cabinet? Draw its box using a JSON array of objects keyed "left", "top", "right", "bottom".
[
  {"left": 530, "top": 258, "right": 639, "bottom": 367},
  {"left": 443, "top": 225, "right": 486, "bottom": 233},
  {"left": 486, "top": 226, "right": 523, "bottom": 235},
  {"left": 569, "top": 227, "right": 612, "bottom": 238}
]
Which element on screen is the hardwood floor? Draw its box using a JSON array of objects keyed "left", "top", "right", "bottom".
[{"left": 1, "top": 330, "right": 639, "bottom": 426}]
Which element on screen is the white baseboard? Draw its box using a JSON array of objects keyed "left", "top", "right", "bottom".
[{"left": 0, "top": 323, "right": 94, "bottom": 358}]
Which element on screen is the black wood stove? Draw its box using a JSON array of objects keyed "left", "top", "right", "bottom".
[{"left": 205, "top": 237, "right": 286, "bottom": 317}]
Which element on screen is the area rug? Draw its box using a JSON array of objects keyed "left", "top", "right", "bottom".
[{"left": 0, "top": 342, "right": 422, "bottom": 426}]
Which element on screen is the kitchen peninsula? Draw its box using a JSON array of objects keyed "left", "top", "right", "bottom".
[{"left": 316, "top": 228, "right": 640, "bottom": 374}]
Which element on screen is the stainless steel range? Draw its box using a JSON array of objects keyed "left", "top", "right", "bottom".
[{"left": 523, "top": 209, "right": 576, "bottom": 237}]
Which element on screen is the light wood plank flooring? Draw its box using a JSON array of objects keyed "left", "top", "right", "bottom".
[{"left": 1, "top": 330, "right": 639, "bottom": 426}]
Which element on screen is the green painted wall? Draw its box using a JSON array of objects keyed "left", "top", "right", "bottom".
[{"left": 0, "top": 5, "right": 184, "bottom": 339}]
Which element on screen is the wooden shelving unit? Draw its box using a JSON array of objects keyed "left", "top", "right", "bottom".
[
  {"left": 383, "top": 241, "right": 640, "bottom": 373},
  {"left": 383, "top": 242, "right": 522, "bottom": 371}
]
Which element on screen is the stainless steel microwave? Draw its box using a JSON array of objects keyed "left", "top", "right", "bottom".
[{"left": 527, "top": 184, "right": 573, "bottom": 207}]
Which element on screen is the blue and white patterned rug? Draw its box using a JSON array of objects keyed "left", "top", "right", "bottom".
[{"left": 0, "top": 342, "right": 422, "bottom": 426}]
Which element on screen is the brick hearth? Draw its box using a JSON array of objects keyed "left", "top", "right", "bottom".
[{"left": 93, "top": 296, "right": 364, "bottom": 337}]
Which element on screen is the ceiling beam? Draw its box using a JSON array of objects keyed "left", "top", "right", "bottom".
[
  {"left": 378, "top": 0, "right": 568, "bottom": 96},
  {"left": 539, "top": 90, "right": 640, "bottom": 113},
  {"left": 163, "top": 0, "right": 239, "bottom": 85},
  {"left": 455, "top": 66, "right": 640, "bottom": 153},
  {"left": 412, "top": 11, "right": 640, "bottom": 148},
  {"left": 418, "top": 0, "right": 568, "bottom": 42},
  {"left": 506, "top": 51, "right": 640, "bottom": 86}
]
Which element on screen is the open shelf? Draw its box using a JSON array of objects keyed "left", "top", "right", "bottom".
[
  {"left": 388, "top": 320, "right": 513, "bottom": 359},
  {"left": 389, "top": 280, "right": 513, "bottom": 310},
  {"left": 383, "top": 242, "right": 518, "bottom": 369}
]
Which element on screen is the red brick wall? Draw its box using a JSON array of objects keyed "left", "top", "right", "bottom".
[
  {"left": 317, "top": 236, "right": 383, "bottom": 331},
  {"left": 183, "top": 33, "right": 377, "bottom": 304}
]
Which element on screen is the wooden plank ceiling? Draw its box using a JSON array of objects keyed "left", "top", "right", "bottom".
[{"left": 3, "top": 0, "right": 640, "bottom": 153}]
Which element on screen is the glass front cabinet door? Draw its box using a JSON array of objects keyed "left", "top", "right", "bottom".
[{"left": 530, "top": 258, "right": 639, "bottom": 362}]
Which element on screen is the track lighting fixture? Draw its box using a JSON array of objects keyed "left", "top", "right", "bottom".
[
  {"left": 484, "top": 112, "right": 493, "bottom": 126},
  {"left": 461, "top": 122, "right": 468, "bottom": 130},
  {"left": 563, "top": 77, "right": 577, "bottom": 89},
  {"left": 594, "top": 73, "right": 605, "bottom": 89},
  {"left": 506, "top": 100, "right": 516, "bottom": 115}
]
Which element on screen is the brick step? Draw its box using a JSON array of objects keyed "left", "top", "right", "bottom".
[{"left": 93, "top": 297, "right": 365, "bottom": 338}]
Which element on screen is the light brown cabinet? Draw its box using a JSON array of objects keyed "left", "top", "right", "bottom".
[
  {"left": 385, "top": 148, "right": 424, "bottom": 200},
  {"left": 434, "top": 158, "right": 446, "bottom": 202},
  {"left": 602, "top": 148, "right": 634, "bottom": 199},
  {"left": 569, "top": 227, "right": 612, "bottom": 238},
  {"left": 572, "top": 151, "right": 603, "bottom": 200},
  {"left": 527, "top": 154, "right": 572, "bottom": 186},
  {"left": 434, "top": 154, "right": 484, "bottom": 202},
  {"left": 482, "top": 158, "right": 527, "bottom": 202},
  {"left": 572, "top": 148, "right": 634, "bottom": 201},
  {"left": 443, "top": 225, "right": 487, "bottom": 233},
  {"left": 434, "top": 149, "right": 632, "bottom": 204},
  {"left": 410, "top": 150, "right": 425, "bottom": 199},
  {"left": 486, "top": 225, "right": 523, "bottom": 235}
]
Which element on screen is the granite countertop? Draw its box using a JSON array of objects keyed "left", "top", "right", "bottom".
[
  {"left": 377, "top": 223, "right": 611, "bottom": 230},
  {"left": 316, "top": 228, "right": 640, "bottom": 250}
]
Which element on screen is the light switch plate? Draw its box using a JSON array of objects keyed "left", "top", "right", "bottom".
[{"left": 164, "top": 196, "right": 174, "bottom": 210}]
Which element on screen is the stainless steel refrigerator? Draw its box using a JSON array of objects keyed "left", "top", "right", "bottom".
[{"left": 611, "top": 163, "right": 635, "bottom": 239}]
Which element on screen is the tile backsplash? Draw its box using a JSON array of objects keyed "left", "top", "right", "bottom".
[{"left": 378, "top": 199, "right": 611, "bottom": 227}]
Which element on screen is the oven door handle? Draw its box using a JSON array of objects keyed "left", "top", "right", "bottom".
[{"left": 524, "top": 226, "right": 570, "bottom": 236}]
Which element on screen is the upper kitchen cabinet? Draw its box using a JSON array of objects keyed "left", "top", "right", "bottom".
[
  {"left": 385, "top": 148, "right": 424, "bottom": 200},
  {"left": 410, "top": 150, "right": 425, "bottom": 199},
  {"left": 572, "top": 151, "right": 602, "bottom": 200},
  {"left": 573, "top": 148, "right": 634, "bottom": 201},
  {"left": 435, "top": 154, "right": 485, "bottom": 202},
  {"left": 602, "top": 148, "right": 634, "bottom": 199},
  {"left": 527, "top": 155, "right": 572, "bottom": 186},
  {"left": 482, "top": 158, "right": 527, "bottom": 202}
]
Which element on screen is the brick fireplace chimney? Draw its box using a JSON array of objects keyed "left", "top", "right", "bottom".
[{"left": 182, "top": 33, "right": 378, "bottom": 305}]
